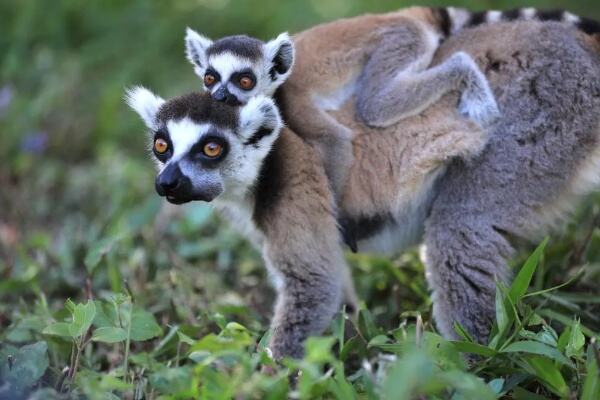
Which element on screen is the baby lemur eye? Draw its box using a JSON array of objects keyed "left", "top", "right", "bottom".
[
  {"left": 204, "top": 73, "right": 217, "bottom": 86},
  {"left": 203, "top": 141, "right": 223, "bottom": 158},
  {"left": 154, "top": 138, "right": 169, "bottom": 154},
  {"left": 239, "top": 76, "right": 255, "bottom": 90}
]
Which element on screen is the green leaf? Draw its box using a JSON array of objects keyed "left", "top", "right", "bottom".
[
  {"left": 495, "top": 284, "right": 510, "bottom": 334},
  {"left": 509, "top": 238, "right": 548, "bottom": 304},
  {"left": 42, "top": 322, "right": 73, "bottom": 338},
  {"left": 565, "top": 318, "right": 585, "bottom": 358},
  {"left": 84, "top": 236, "right": 121, "bottom": 272},
  {"left": 177, "top": 331, "right": 196, "bottom": 346},
  {"left": 582, "top": 344, "right": 600, "bottom": 400},
  {"left": 305, "top": 336, "right": 335, "bottom": 364},
  {"left": 92, "top": 300, "right": 119, "bottom": 328},
  {"left": 521, "top": 355, "right": 568, "bottom": 397},
  {"left": 450, "top": 341, "right": 497, "bottom": 357},
  {"left": 0, "top": 341, "right": 49, "bottom": 395},
  {"left": 501, "top": 340, "right": 573, "bottom": 366},
  {"left": 129, "top": 308, "right": 162, "bottom": 341},
  {"left": 69, "top": 300, "right": 96, "bottom": 338},
  {"left": 91, "top": 327, "right": 128, "bottom": 343},
  {"left": 437, "top": 370, "right": 496, "bottom": 400},
  {"left": 357, "top": 309, "right": 379, "bottom": 341},
  {"left": 453, "top": 322, "right": 475, "bottom": 343}
]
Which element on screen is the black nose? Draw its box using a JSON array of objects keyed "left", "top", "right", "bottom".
[
  {"left": 155, "top": 163, "right": 185, "bottom": 196},
  {"left": 212, "top": 86, "right": 228, "bottom": 102}
]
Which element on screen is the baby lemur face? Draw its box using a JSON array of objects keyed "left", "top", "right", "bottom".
[
  {"left": 185, "top": 29, "right": 294, "bottom": 106},
  {"left": 126, "top": 87, "right": 282, "bottom": 204}
]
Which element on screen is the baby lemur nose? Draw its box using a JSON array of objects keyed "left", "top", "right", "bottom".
[{"left": 212, "top": 86, "right": 241, "bottom": 106}]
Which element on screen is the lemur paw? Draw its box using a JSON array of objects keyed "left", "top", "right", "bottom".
[
  {"left": 458, "top": 90, "right": 500, "bottom": 128},
  {"left": 453, "top": 52, "right": 501, "bottom": 127}
]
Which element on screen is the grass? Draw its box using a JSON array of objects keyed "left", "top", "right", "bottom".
[
  {"left": 1, "top": 164, "right": 599, "bottom": 398},
  {"left": 1, "top": 1, "right": 600, "bottom": 399}
]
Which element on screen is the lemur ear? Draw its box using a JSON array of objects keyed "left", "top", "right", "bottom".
[
  {"left": 125, "top": 86, "right": 165, "bottom": 130},
  {"left": 264, "top": 32, "right": 295, "bottom": 84},
  {"left": 239, "top": 96, "right": 283, "bottom": 148},
  {"left": 185, "top": 27, "right": 213, "bottom": 76}
]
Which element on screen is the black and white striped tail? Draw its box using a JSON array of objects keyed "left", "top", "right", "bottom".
[{"left": 436, "top": 7, "right": 600, "bottom": 37}]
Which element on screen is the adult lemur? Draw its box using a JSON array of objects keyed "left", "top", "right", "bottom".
[
  {"left": 185, "top": 7, "right": 599, "bottom": 194},
  {"left": 129, "top": 20, "right": 600, "bottom": 359}
]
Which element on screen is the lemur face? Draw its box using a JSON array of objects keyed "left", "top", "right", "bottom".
[
  {"left": 185, "top": 29, "right": 294, "bottom": 106},
  {"left": 126, "top": 87, "right": 283, "bottom": 204}
]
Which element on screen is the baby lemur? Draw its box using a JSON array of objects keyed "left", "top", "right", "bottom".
[
  {"left": 129, "top": 20, "right": 600, "bottom": 359},
  {"left": 185, "top": 7, "right": 597, "bottom": 194}
]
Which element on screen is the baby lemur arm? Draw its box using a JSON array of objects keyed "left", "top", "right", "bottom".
[{"left": 356, "top": 23, "right": 499, "bottom": 128}]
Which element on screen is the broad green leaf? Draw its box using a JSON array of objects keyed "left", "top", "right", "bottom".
[
  {"left": 501, "top": 341, "right": 573, "bottom": 366},
  {"left": 450, "top": 341, "right": 497, "bottom": 357},
  {"left": 129, "top": 308, "right": 162, "bottom": 341},
  {"left": 488, "top": 378, "right": 505, "bottom": 395},
  {"left": 382, "top": 350, "right": 434, "bottom": 399},
  {"left": 358, "top": 309, "right": 379, "bottom": 341},
  {"left": 305, "top": 336, "right": 335, "bottom": 364},
  {"left": 437, "top": 370, "right": 496, "bottom": 400},
  {"left": 42, "top": 322, "right": 73, "bottom": 338},
  {"left": 91, "top": 327, "right": 128, "bottom": 343},
  {"left": 92, "top": 300, "right": 119, "bottom": 328},
  {"left": 0, "top": 341, "right": 49, "bottom": 395},
  {"left": 522, "top": 355, "right": 568, "bottom": 397},
  {"left": 84, "top": 236, "right": 120, "bottom": 272},
  {"left": 149, "top": 367, "right": 194, "bottom": 396},
  {"left": 509, "top": 238, "right": 548, "bottom": 304},
  {"left": 177, "top": 331, "right": 196, "bottom": 346},
  {"left": 69, "top": 300, "right": 96, "bottom": 338},
  {"left": 565, "top": 318, "right": 585, "bottom": 358},
  {"left": 495, "top": 284, "right": 510, "bottom": 334},
  {"left": 582, "top": 344, "right": 600, "bottom": 400}
]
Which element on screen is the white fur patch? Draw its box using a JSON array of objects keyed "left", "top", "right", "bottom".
[
  {"left": 313, "top": 78, "right": 357, "bottom": 111},
  {"left": 185, "top": 27, "right": 213, "bottom": 75},
  {"left": 486, "top": 11, "right": 502, "bottom": 23},
  {"left": 125, "top": 86, "right": 165, "bottom": 130},
  {"left": 563, "top": 12, "right": 580, "bottom": 24},
  {"left": 209, "top": 53, "right": 254, "bottom": 83},
  {"left": 521, "top": 8, "right": 536, "bottom": 19},
  {"left": 167, "top": 118, "right": 211, "bottom": 161},
  {"left": 447, "top": 7, "right": 472, "bottom": 33}
]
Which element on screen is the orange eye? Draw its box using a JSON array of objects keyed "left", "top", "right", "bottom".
[
  {"left": 204, "top": 74, "right": 216, "bottom": 86},
  {"left": 154, "top": 138, "right": 169, "bottom": 154},
  {"left": 239, "top": 76, "right": 255, "bottom": 90},
  {"left": 203, "top": 142, "right": 223, "bottom": 158}
]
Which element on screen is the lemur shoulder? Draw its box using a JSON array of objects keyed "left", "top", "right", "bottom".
[{"left": 185, "top": 7, "right": 600, "bottom": 195}]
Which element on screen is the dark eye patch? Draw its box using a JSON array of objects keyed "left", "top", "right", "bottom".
[
  {"left": 188, "top": 132, "right": 229, "bottom": 168},
  {"left": 204, "top": 67, "right": 221, "bottom": 86},
  {"left": 231, "top": 68, "right": 256, "bottom": 90},
  {"left": 152, "top": 129, "right": 173, "bottom": 163}
]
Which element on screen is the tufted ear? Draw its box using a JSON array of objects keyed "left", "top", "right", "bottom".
[
  {"left": 185, "top": 27, "right": 213, "bottom": 77},
  {"left": 264, "top": 32, "right": 295, "bottom": 86},
  {"left": 239, "top": 96, "right": 283, "bottom": 149},
  {"left": 125, "top": 86, "right": 165, "bottom": 130}
]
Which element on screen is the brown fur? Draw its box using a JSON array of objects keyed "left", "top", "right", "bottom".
[
  {"left": 259, "top": 21, "right": 600, "bottom": 357},
  {"left": 280, "top": 8, "right": 452, "bottom": 195}
]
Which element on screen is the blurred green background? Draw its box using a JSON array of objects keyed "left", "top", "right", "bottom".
[
  {"left": 1, "top": 0, "right": 600, "bottom": 352},
  {"left": 2, "top": 1, "right": 600, "bottom": 398},
  {"left": 0, "top": 0, "right": 600, "bottom": 334}
]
